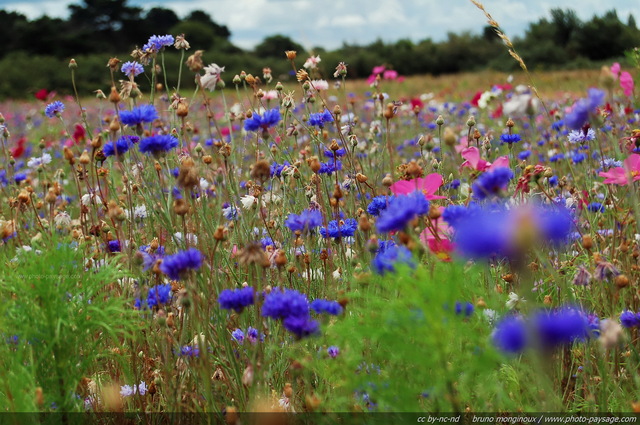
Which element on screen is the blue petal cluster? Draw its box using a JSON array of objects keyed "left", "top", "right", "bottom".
[
  {"left": 103, "top": 136, "right": 139, "bottom": 157},
  {"left": 244, "top": 108, "right": 281, "bottom": 132},
  {"left": 318, "top": 160, "right": 342, "bottom": 175},
  {"left": 285, "top": 210, "right": 323, "bottom": 233},
  {"left": 500, "top": 133, "right": 522, "bottom": 145},
  {"left": 262, "top": 288, "right": 319, "bottom": 339},
  {"left": 310, "top": 299, "right": 343, "bottom": 315},
  {"left": 308, "top": 109, "right": 334, "bottom": 128},
  {"left": 143, "top": 34, "right": 175, "bottom": 52},
  {"left": 147, "top": 284, "right": 172, "bottom": 308},
  {"left": 492, "top": 315, "right": 527, "bottom": 354},
  {"left": 159, "top": 248, "right": 203, "bottom": 280},
  {"left": 472, "top": 167, "right": 514, "bottom": 200},
  {"left": 371, "top": 240, "right": 415, "bottom": 275},
  {"left": 44, "top": 101, "right": 65, "bottom": 118},
  {"left": 139, "top": 135, "right": 179, "bottom": 155},
  {"left": 565, "top": 88, "right": 605, "bottom": 130},
  {"left": 121, "top": 61, "right": 144, "bottom": 77},
  {"left": 620, "top": 310, "right": 640, "bottom": 328},
  {"left": 320, "top": 218, "right": 358, "bottom": 239},
  {"left": 120, "top": 104, "right": 158, "bottom": 126},
  {"left": 218, "top": 287, "right": 255, "bottom": 313},
  {"left": 376, "top": 191, "right": 429, "bottom": 233},
  {"left": 367, "top": 196, "right": 392, "bottom": 216}
]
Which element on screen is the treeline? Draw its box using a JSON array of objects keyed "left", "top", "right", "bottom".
[{"left": 0, "top": 1, "right": 639, "bottom": 98}]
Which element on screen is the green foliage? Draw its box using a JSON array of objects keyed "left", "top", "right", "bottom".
[
  {"left": 0, "top": 235, "right": 142, "bottom": 411},
  {"left": 307, "top": 263, "right": 524, "bottom": 412}
]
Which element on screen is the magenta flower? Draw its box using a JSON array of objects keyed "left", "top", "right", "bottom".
[
  {"left": 620, "top": 71, "right": 634, "bottom": 97},
  {"left": 460, "top": 147, "right": 509, "bottom": 172},
  {"left": 599, "top": 154, "right": 640, "bottom": 185},
  {"left": 390, "top": 173, "right": 446, "bottom": 200}
]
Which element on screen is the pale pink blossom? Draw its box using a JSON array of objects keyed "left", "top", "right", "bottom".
[
  {"left": 303, "top": 55, "right": 321, "bottom": 70},
  {"left": 372, "top": 65, "right": 386, "bottom": 75},
  {"left": 419, "top": 207, "right": 454, "bottom": 261},
  {"left": 383, "top": 70, "right": 398, "bottom": 80},
  {"left": 390, "top": 173, "right": 446, "bottom": 200},
  {"left": 309, "top": 79, "right": 329, "bottom": 91},
  {"left": 610, "top": 62, "right": 621, "bottom": 77},
  {"left": 599, "top": 154, "right": 640, "bottom": 185}
]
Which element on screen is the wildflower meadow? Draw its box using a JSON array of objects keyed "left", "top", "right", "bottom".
[{"left": 1, "top": 3, "right": 640, "bottom": 423}]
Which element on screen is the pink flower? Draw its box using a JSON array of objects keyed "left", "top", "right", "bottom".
[
  {"left": 454, "top": 136, "right": 472, "bottom": 154},
  {"left": 611, "top": 62, "right": 621, "bottom": 78},
  {"left": 419, "top": 208, "right": 454, "bottom": 261},
  {"left": 460, "top": 147, "right": 509, "bottom": 171},
  {"left": 372, "top": 65, "right": 386, "bottom": 75},
  {"left": 390, "top": 173, "right": 446, "bottom": 200},
  {"left": 620, "top": 71, "right": 634, "bottom": 97},
  {"left": 599, "top": 154, "right": 640, "bottom": 185},
  {"left": 383, "top": 70, "right": 398, "bottom": 80}
]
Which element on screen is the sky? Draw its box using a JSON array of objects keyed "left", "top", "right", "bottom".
[{"left": 1, "top": 0, "right": 638, "bottom": 50}]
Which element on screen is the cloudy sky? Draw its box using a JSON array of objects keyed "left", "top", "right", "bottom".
[{"left": 1, "top": 0, "right": 637, "bottom": 50}]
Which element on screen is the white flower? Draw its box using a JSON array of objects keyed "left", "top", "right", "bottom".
[
  {"left": 134, "top": 205, "right": 147, "bottom": 219},
  {"left": 483, "top": 309, "right": 498, "bottom": 324},
  {"left": 54, "top": 211, "right": 72, "bottom": 229},
  {"left": 302, "top": 269, "right": 324, "bottom": 280},
  {"left": 263, "top": 90, "right": 278, "bottom": 100},
  {"left": 27, "top": 153, "right": 52, "bottom": 168},
  {"left": 309, "top": 79, "right": 329, "bottom": 91},
  {"left": 303, "top": 55, "right": 321, "bottom": 70},
  {"left": 173, "top": 232, "right": 198, "bottom": 245},
  {"left": 241, "top": 195, "right": 257, "bottom": 209},
  {"left": 332, "top": 268, "right": 342, "bottom": 280},
  {"left": 199, "top": 178, "right": 210, "bottom": 191},
  {"left": 506, "top": 292, "right": 525, "bottom": 310},
  {"left": 200, "top": 63, "right": 225, "bottom": 91}
]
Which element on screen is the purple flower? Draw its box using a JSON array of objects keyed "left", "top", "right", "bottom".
[
  {"left": 565, "top": 88, "right": 605, "bottom": 130},
  {"left": 143, "top": 34, "right": 175, "bottom": 52},
  {"left": 244, "top": 108, "right": 281, "bottom": 132},
  {"left": 320, "top": 218, "right": 358, "bottom": 239},
  {"left": 120, "top": 104, "right": 158, "bottom": 126},
  {"left": 147, "top": 284, "right": 172, "bottom": 308},
  {"left": 159, "top": 248, "right": 203, "bottom": 280},
  {"left": 533, "top": 306, "right": 592, "bottom": 348},
  {"left": 262, "top": 289, "right": 309, "bottom": 320},
  {"left": 371, "top": 240, "right": 414, "bottom": 275},
  {"left": 285, "top": 210, "right": 323, "bottom": 233},
  {"left": 121, "top": 61, "right": 144, "bottom": 78},
  {"left": 472, "top": 167, "right": 514, "bottom": 200},
  {"left": 44, "top": 101, "right": 64, "bottom": 118},
  {"left": 139, "top": 135, "right": 179, "bottom": 155},
  {"left": 327, "top": 346, "right": 340, "bottom": 358},
  {"left": 283, "top": 316, "right": 320, "bottom": 338},
  {"left": 500, "top": 134, "right": 521, "bottom": 145},
  {"left": 310, "top": 299, "right": 343, "bottom": 315},
  {"left": 232, "top": 329, "right": 245, "bottom": 343},
  {"left": 492, "top": 315, "right": 527, "bottom": 354},
  {"left": 308, "top": 109, "right": 334, "bottom": 128},
  {"left": 620, "top": 310, "right": 640, "bottom": 328},
  {"left": 103, "top": 135, "right": 138, "bottom": 157},
  {"left": 218, "top": 287, "right": 255, "bottom": 313},
  {"left": 375, "top": 191, "right": 429, "bottom": 233}
]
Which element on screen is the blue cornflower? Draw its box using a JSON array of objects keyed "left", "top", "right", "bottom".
[
  {"left": 455, "top": 301, "right": 474, "bottom": 317},
  {"left": 518, "top": 150, "right": 531, "bottom": 160},
  {"left": 472, "top": 167, "right": 514, "bottom": 200},
  {"left": 371, "top": 240, "right": 415, "bottom": 275},
  {"left": 285, "top": 209, "right": 323, "bottom": 233},
  {"left": 367, "top": 196, "right": 391, "bottom": 216},
  {"left": 572, "top": 152, "right": 587, "bottom": 164},
  {"left": 147, "top": 284, "right": 172, "bottom": 308},
  {"left": 442, "top": 203, "right": 480, "bottom": 227},
  {"left": 159, "top": 248, "right": 203, "bottom": 280},
  {"left": 178, "top": 345, "right": 200, "bottom": 357},
  {"left": 143, "top": 34, "right": 175, "bottom": 52},
  {"left": 620, "top": 310, "right": 640, "bottom": 328},
  {"left": 587, "top": 202, "right": 605, "bottom": 213},
  {"left": 244, "top": 108, "right": 281, "bottom": 132},
  {"left": 324, "top": 146, "right": 346, "bottom": 158},
  {"left": 103, "top": 135, "right": 138, "bottom": 157},
  {"left": 107, "top": 240, "right": 121, "bottom": 253},
  {"left": 218, "top": 287, "right": 255, "bottom": 313},
  {"left": 318, "top": 160, "right": 342, "bottom": 175},
  {"left": 283, "top": 316, "right": 320, "bottom": 338},
  {"left": 537, "top": 207, "right": 574, "bottom": 245},
  {"left": 139, "top": 245, "right": 165, "bottom": 271},
  {"left": 443, "top": 179, "right": 461, "bottom": 190},
  {"left": 565, "top": 88, "right": 605, "bottom": 130},
  {"left": 549, "top": 176, "right": 559, "bottom": 186},
  {"left": 232, "top": 329, "right": 245, "bottom": 343},
  {"left": 120, "top": 105, "right": 159, "bottom": 126},
  {"left": 327, "top": 346, "right": 340, "bottom": 358},
  {"left": 44, "top": 101, "right": 65, "bottom": 118},
  {"left": 247, "top": 326, "right": 262, "bottom": 343},
  {"left": 568, "top": 129, "right": 595, "bottom": 144},
  {"left": 500, "top": 133, "right": 521, "bottom": 145},
  {"left": 261, "top": 288, "right": 309, "bottom": 320},
  {"left": 270, "top": 161, "right": 290, "bottom": 178},
  {"left": 310, "top": 299, "right": 343, "bottom": 315},
  {"left": 492, "top": 315, "right": 527, "bottom": 354},
  {"left": 533, "top": 306, "right": 592, "bottom": 348},
  {"left": 139, "top": 135, "right": 179, "bottom": 155},
  {"left": 308, "top": 109, "right": 334, "bottom": 128},
  {"left": 376, "top": 191, "right": 430, "bottom": 233},
  {"left": 14, "top": 173, "right": 27, "bottom": 184},
  {"left": 121, "top": 61, "right": 144, "bottom": 78},
  {"left": 320, "top": 218, "right": 358, "bottom": 239}
]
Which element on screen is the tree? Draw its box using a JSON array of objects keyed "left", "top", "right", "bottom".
[
  {"left": 254, "top": 35, "right": 305, "bottom": 58},
  {"left": 185, "top": 10, "right": 231, "bottom": 39},
  {"left": 144, "top": 7, "right": 179, "bottom": 36}
]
